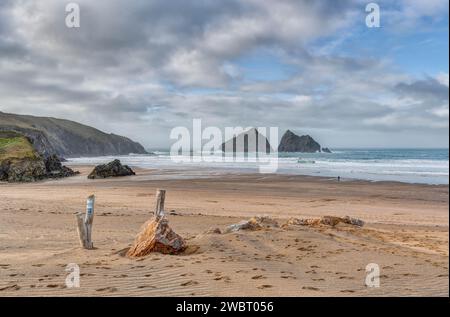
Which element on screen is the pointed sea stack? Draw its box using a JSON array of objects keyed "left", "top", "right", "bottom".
[
  {"left": 221, "top": 128, "right": 273, "bottom": 153},
  {"left": 278, "top": 130, "right": 321, "bottom": 153}
]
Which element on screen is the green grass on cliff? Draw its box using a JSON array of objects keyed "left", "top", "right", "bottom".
[{"left": 0, "top": 132, "right": 38, "bottom": 161}]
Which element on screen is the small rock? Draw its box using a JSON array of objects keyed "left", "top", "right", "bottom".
[
  {"left": 320, "top": 216, "right": 342, "bottom": 227},
  {"left": 224, "top": 216, "right": 279, "bottom": 233},
  {"left": 342, "top": 216, "right": 364, "bottom": 227}
]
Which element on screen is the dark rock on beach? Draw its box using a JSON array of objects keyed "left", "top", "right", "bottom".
[
  {"left": 88, "top": 159, "right": 135, "bottom": 179},
  {"left": 44, "top": 154, "right": 79, "bottom": 178},
  {"left": 0, "top": 158, "right": 47, "bottom": 182}
]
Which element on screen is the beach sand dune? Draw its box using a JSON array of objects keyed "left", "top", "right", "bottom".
[{"left": 0, "top": 167, "right": 448, "bottom": 296}]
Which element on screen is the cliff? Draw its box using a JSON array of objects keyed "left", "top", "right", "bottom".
[{"left": 0, "top": 111, "right": 147, "bottom": 157}]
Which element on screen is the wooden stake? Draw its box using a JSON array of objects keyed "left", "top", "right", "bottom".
[
  {"left": 155, "top": 189, "right": 166, "bottom": 219},
  {"left": 76, "top": 195, "right": 95, "bottom": 249}
]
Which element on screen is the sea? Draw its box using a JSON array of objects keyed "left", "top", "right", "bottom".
[{"left": 67, "top": 148, "right": 449, "bottom": 185}]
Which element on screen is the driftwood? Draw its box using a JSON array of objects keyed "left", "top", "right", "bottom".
[
  {"left": 127, "top": 189, "right": 186, "bottom": 257},
  {"left": 155, "top": 189, "right": 166, "bottom": 219},
  {"left": 76, "top": 195, "right": 95, "bottom": 249}
]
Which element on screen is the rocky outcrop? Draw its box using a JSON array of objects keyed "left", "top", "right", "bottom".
[
  {"left": 0, "top": 156, "right": 78, "bottom": 182},
  {"left": 127, "top": 217, "right": 186, "bottom": 256},
  {"left": 0, "top": 158, "right": 47, "bottom": 182},
  {"left": 0, "top": 111, "right": 148, "bottom": 157},
  {"left": 278, "top": 130, "right": 321, "bottom": 153},
  {"left": 44, "top": 154, "right": 79, "bottom": 178},
  {"left": 221, "top": 128, "right": 273, "bottom": 153},
  {"left": 322, "top": 147, "right": 332, "bottom": 153},
  {"left": 87, "top": 159, "right": 135, "bottom": 179},
  {"left": 1, "top": 131, "right": 78, "bottom": 182}
]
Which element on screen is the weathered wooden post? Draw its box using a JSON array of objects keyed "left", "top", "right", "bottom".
[
  {"left": 155, "top": 189, "right": 166, "bottom": 219},
  {"left": 76, "top": 195, "right": 95, "bottom": 249}
]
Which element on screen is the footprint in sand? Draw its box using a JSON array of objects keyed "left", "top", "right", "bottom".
[
  {"left": 251, "top": 275, "right": 266, "bottom": 280},
  {"left": 257, "top": 285, "right": 273, "bottom": 289},
  {"left": 180, "top": 273, "right": 195, "bottom": 277},
  {"left": 96, "top": 287, "right": 118, "bottom": 293},
  {"left": 80, "top": 273, "right": 96, "bottom": 277},
  {"left": 137, "top": 285, "right": 156, "bottom": 289},
  {"left": 302, "top": 286, "right": 320, "bottom": 291},
  {"left": 0, "top": 284, "right": 20, "bottom": 291},
  {"left": 131, "top": 265, "right": 145, "bottom": 269},
  {"left": 180, "top": 280, "right": 199, "bottom": 287},
  {"left": 46, "top": 284, "right": 64, "bottom": 289},
  {"left": 113, "top": 274, "right": 128, "bottom": 278}
]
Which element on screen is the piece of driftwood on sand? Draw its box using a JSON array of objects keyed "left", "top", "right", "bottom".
[
  {"left": 127, "top": 189, "right": 186, "bottom": 257},
  {"left": 76, "top": 195, "right": 95, "bottom": 249}
]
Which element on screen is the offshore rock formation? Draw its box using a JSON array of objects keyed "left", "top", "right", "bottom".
[
  {"left": 278, "top": 130, "right": 321, "bottom": 153},
  {"left": 221, "top": 128, "right": 273, "bottom": 153}
]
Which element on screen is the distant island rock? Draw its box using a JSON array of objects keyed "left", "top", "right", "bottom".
[
  {"left": 88, "top": 159, "right": 135, "bottom": 179},
  {"left": 0, "top": 131, "right": 78, "bottom": 182},
  {"left": 0, "top": 111, "right": 148, "bottom": 158},
  {"left": 278, "top": 130, "right": 326, "bottom": 153},
  {"left": 221, "top": 128, "right": 273, "bottom": 153},
  {"left": 322, "top": 147, "right": 332, "bottom": 153}
]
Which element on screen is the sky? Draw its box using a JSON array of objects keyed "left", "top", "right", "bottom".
[{"left": 0, "top": 0, "right": 448, "bottom": 149}]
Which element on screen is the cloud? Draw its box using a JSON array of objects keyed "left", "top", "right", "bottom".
[{"left": 0, "top": 0, "right": 448, "bottom": 148}]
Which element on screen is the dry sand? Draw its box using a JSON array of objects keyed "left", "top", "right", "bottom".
[{"left": 0, "top": 166, "right": 448, "bottom": 296}]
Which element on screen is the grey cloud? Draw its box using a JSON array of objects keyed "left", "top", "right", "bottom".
[{"left": 0, "top": 0, "right": 448, "bottom": 148}]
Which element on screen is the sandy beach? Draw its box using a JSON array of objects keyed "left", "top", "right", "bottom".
[{"left": 0, "top": 166, "right": 448, "bottom": 296}]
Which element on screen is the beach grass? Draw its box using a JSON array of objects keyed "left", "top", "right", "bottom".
[{"left": 0, "top": 132, "right": 38, "bottom": 161}]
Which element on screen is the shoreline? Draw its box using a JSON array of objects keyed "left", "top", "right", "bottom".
[{"left": 62, "top": 163, "right": 450, "bottom": 187}]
